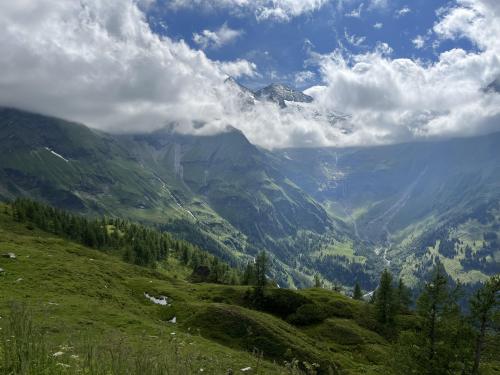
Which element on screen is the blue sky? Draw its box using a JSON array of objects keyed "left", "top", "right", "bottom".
[{"left": 147, "top": 0, "right": 476, "bottom": 89}]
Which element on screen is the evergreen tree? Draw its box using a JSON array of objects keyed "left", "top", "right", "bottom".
[
  {"left": 314, "top": 274, "right": 322, "bottom": 288},
  {"left": 353, "top": 282, "right": 363, "bottom": 300},
  {"left": 396, "top": 278, "right": 411, "bottom": 313},
  {"left": 255, "top": 251, "right": 268, "bottom": 289},
  {"left": 470, "top": 275, "right": 500, "bottom": 375},
  {"left": 242, "top": 262, "right": 256, "bottom": 285},
  {"left": 397, "top": 265, "right": 473, "bottom": 375},
  {"left": 374, "top": 269, "right": 396, "bottom": 325},
  {"left": 417, "top": 265, "right": 449, "bottom": 371}
]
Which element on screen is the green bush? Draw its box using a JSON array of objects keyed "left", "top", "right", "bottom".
[
  {"left": 287, "top": 304, "right": 327, "bottom": 326},
  {"left": 246, "top": 288, "right": 313, "bottom": 318}
]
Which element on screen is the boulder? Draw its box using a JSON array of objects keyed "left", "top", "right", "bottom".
[{"left": 2, "top": 252, "right": 16, "bottom": 259}]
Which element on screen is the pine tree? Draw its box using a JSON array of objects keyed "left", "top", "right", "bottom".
[
  {"left": 242, "top": 262, "right": 256, "bottom": 285},
  {"left": 314, "top": 274, "right": 322, "bottom": 288},
  {"left": 470, "top": 275, "right": 500, "bottom": 375},
  {"left": 417, "top": 265, "right": 449, "bottom": 371},
  {"left": 353, "top": 282, "right": 363, "bottom": 300},
  {"left": 375, "top": 269, "right": 396, "bottom": 325},
  {"left": 396, "top": 278, "right": 411, "bottom": 313},
  {"left": 255, "top": 251, "right": 268, "bottom": 289},
  {"left": 405, "top": 265, "right": 474, "bottom": 375}
]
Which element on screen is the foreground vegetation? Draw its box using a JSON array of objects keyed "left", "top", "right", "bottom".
[{"left": 0, "top": 201, "right": 498, "bottom": 374}]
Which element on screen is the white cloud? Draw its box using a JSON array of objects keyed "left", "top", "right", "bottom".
[
  {"left": 368, "top": 0, "right": 387, "bottom": 10},
  {"left": 373, "top": 22, "right": 383, "bottom": 29},
  {"left": 193, "top": 23, "right": 242, "bottom": 49},
  {"left": 294, "top": 70, "right": 316, "bottom": 85},
  {"left": 0, "top": 0, "right": 256, "bottom": 132},
  {"left": 304, "top": 0, "right": 500, "bottom": 146},
  {"left": 0, "top": 0, "right": 499, "bottom": 149},
  {"left": 345, "top": 3, "right": 363, "bottom": 18},
  {"left": 396, "top": 6, "right": 411, "bottom": 18},
  {"left": 169, "top": 0, "right": 330, "bottom": 21},
  {"left": 412, "top": 35, "right": 425, "bottom": 49},
  {"left": 344, "top": 30, "right": 366, "bottom": 46}
]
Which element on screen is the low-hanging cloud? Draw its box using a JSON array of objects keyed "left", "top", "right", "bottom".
[
  {"left": 0, "top": 0, "right": 256, "bottom": 132},
  {"left": 0, "top": 0, "right": 499, "bottom": 149}
]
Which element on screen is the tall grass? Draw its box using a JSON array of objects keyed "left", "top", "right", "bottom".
[
  {"left": 0, "top": 304, "right": 309, "bottom": 375},
  {"left": 0, "top": 303, "right": 198, "bottom": 374}
]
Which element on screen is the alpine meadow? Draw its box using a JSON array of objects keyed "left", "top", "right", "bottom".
[{"left": 0, "top": 1, "right": 499, "bottom": 374}]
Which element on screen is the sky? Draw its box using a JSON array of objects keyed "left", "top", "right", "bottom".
[{"left": 0, "top": 0, "right": 499, "bottom": 148}]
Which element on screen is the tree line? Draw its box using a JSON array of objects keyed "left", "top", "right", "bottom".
[{"left": 9, "top": 198, "right": 241, "bottom": 284}]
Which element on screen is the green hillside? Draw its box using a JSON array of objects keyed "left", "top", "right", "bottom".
[
  {"left": 1, "top": 202, "right": 499, "bottom": 374},
  {"left": 0, "top": 202, "right": 394, "bottom": 374}
]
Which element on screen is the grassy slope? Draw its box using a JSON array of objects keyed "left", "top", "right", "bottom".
[{"left": 0, "top": 204, "right": 396, "bottom": 374}]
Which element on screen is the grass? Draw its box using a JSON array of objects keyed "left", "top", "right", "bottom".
[
  {"left": 0, "top": 202, "right": 499, "bottom": 374},
  {"left": 8, "top": 201, "right": 488, "bottom": 375}
]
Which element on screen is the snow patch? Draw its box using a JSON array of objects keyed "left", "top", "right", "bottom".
[
  {"left": 144, "top": 292, "right": 170, "bottom": 306},
  {"left": 44, "top": 147, "right": 69, "bottom": 162}
]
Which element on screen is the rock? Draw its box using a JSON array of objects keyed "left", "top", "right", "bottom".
[
  {"left": 0, "top": 268, "right": 4, "bottom": 274},
  {"left": 2, "top": 252, "right": 16, "bottom": 259}
]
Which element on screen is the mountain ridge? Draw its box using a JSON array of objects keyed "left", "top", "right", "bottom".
[{"left": 0, "top": 106, "right": 498, "bottom": 289}]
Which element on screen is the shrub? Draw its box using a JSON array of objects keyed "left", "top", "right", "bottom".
[{"left": 287, "top": 304, "right": 327, "bottom": 326}]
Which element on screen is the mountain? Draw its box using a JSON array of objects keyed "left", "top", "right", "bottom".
[
  {"left": 0, "top": 107, "right": 498, "bottom": 289},
  {"left": 276, "top": 136, "right": 500, "bottom": 287},
  {"left": 255, "top": 83, "right": 314, "bottom": 108},
  {"left": 224, "top": 78, "right": 314, "bottom": 109},
  {"left": 0, "top": 108, "right": 347, "bottom": 288},
  {"left": 0, "top": 107, "right": 252, "bottom": 265}
]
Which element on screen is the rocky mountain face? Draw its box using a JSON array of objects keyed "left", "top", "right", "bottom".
[
  {"left": 254, "top": 83, "right": 314, "bottom": 108},
  {"left": 225, "top": 78, "right": 314, "bottom": 108},
  {"left": 1, "top": 106, "right": 498, "bottom": 289}
]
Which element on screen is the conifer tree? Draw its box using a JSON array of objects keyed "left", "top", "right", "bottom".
[
  {"left": 242, "top": 262, "right": 256, "bottom": 285},
  {"left": 396, "top": 278, "right": 411, "bottom": 313},
  {"left": 353, "top": 282, "right": 363, "bottom": 300},
  {"left": 375, "top": 269, "right": 396, "bottom": 325},
  {"left": 402, "top": 265, "right": 473, "bottom": 374},
  {"left": 314, "top": 274, "right": 322, "bottom": 288},
  {"left": 470, "top": 275, "right": 500, "bottom": 375},
  {"left": 255, "top": 251, "right": 268, "bottom": 289}
]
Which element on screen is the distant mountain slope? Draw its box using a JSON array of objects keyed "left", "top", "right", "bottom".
[
  {"left": 0, "top": 107, "right": 249, "bottom": 265},
  {"left": 0, "top": 108, "right": 347, "bottom": 288},
  {"left": 276, "top": 135, "right": 500, "bottom": 286},
  {"left": 121, "top": 127, "right": 331, "bottom": 240},
  {"left": 1, "top": 107, "right": 497, "bottom": 288}
]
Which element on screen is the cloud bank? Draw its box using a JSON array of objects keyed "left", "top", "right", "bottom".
[{"left": 0, "top": 0, "right": 499, "bottom": 149}]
